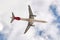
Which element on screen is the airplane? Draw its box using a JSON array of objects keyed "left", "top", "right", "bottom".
[{"left": 10, "top": 5, "right": 47, "bottom": 34}]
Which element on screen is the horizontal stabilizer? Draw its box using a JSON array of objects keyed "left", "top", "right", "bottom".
[{"left": 10, "top": 12, "right": 15, "bottom": 23}]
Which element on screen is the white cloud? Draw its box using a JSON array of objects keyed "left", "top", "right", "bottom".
[{"left": 0, "top": 22, "right": 3, "bottom": 31}]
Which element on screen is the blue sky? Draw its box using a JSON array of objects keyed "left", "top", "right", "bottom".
[{"left": 50, "top": 3, "right": 60, "bottom": 31}]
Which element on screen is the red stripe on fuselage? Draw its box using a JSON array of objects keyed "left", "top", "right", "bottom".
[{"left": 14, "top": 17, "right": 21, "bottom": 20}]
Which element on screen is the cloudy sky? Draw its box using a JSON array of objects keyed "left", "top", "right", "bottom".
[{"left": 0, "top": 0, "right": 60, "bottom": 40}]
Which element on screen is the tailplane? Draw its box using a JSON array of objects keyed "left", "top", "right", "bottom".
[{"left": 10, "top": 12, "right": 15, "bottom": 23}]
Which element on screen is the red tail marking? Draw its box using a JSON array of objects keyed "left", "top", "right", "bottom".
[{"left": 14, "top": 17, "right": 21, "bottom": 20}]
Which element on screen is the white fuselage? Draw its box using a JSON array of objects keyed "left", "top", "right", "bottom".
[{"left": 21, "top": 18, "right": 47, "bottom": 23}]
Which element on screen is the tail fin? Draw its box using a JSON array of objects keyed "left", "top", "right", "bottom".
[{"left": 10, "top": 12, "right": 15, "bottom": 23}]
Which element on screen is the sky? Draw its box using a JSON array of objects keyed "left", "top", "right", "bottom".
[{"left": 0, "top": 0, "right": 60, "bottom": 40}]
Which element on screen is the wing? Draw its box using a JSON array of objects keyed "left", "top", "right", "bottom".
[
  {"left": 24, "top": 5, "right": 35, "bottom": 34},
  {"left": 28, "top": 5, "right": 34, "bottom": 19},
  {"left": 24, "top": 22, "right": 33, "bottom": 34}
]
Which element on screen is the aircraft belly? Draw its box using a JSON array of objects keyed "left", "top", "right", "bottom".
[
  {"left": 28, "top": 19, "right": 34, "bottom": 22},
  {"left": 21, "top": 18, "right": 29, "bottom": 21},
  {"left": 21, "top": 18, "right": 34, "bottom": 22},
  {"left": 33, "top": 20, "right": 47, "bottom": 23},
  {"left": 21, "top": 18, "right": 46, "bottom": 23}
]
